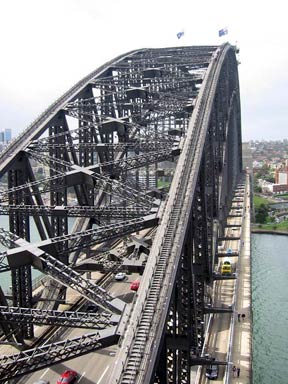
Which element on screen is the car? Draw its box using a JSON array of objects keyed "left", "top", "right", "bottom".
[
  {"left": 33, "top": 380, "right": 50, "bottom": 384},
  {"left": 115, "top": 272, "right": 126, "bottom": 281},
  {"left": 85, "top": 304, "right": 99, "bottom": 313},
  {"left": 226, "top": 248, "right": 233, "bottom": 255},
  {"left": 130, "top": 280, "right": 140, "bottom": 291},
  {"left": 56, "top": 370, "right": 78, "bottom": 384},
  {"left": 205, "top": 363, "right": 219, "bottom": 379}
]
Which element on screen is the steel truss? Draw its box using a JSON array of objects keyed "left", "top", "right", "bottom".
[
  {"left": 0, "top": 228, "right": 125, "bottom": 314},
  {"left": 0, "top": 329, "right": 119, "bottom": 381},
  {"left": 0, "top": 306, "right": 120, "bottom": 328},
  {"left": 0, "top": 204, "right": 149, "bottom": 219},
  {"left": 0, "top": 44, "right": 241, "bottom": 382}
]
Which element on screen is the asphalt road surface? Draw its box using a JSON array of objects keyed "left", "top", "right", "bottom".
[{"left": 19, "top": 273, "right": 140, "bottom": 384}]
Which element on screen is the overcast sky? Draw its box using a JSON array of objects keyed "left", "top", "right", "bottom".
[{"left": 0, "top": 0, "right": 287, "bottom": 142}]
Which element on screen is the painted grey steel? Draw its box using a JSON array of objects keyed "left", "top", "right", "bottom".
[
  {"left": 0, "top": 204, "right": 149, "bottom": 219},
  {"left": 110, "top": 45, "right": 241, "bottom": 383},
  {"left": 0, "top": 43, "right": 241, "bottom": 383},
  {"left": 0, "top": 229, "right": 125, "bottom": 314},
  {"left": 0, "top": 329, "right": 119, "bottom": 381},
  {"left": 0, "top": 306, "right": 120, "bottom": 328}
]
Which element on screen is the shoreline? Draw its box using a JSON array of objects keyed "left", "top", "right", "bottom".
[{"left": 251, "top": 228, "right": 288, "bottom": 236}]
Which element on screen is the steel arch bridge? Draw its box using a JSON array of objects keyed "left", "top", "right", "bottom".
[{"left": 0, "top": 43, "right": 241, "bottom": 383}]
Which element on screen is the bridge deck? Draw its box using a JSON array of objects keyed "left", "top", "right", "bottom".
[
  {"left": 196, "top": 174, "right": 252, "bottom": 384},
  {"left": 229, "top": 174, "right": 252, "bottom": 383}
]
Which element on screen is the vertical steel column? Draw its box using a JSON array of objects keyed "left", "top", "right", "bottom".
[
  {"left": 8, "top": 158, "right": 33, "bottom": 339},
  {"left": 78, "top": 86, "right": 96, "bottom": 206},
  {"left": 163, "top": 293, "right": 179, "bottom": 383},
  {"left": 156, "top": 209, "right": 206, "bottom": 384},
  {"left": 189, "top": 184, "right": 208, "bottom": 358},
  {"left": 0, "top": 284, "right": 22, "bottom": 343},
  {"left": 49, "top": 114, "right": 68, "bottom": 264},
  {"left": 99, "top": 78, "right": 117, "bottom": 209}
]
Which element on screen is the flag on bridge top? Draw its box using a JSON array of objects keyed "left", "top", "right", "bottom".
[
  {"left": 218, "top": 27, "right": 228, "bottom": 37},
  {"left": 177, "top": 31, "right": 184, "bottom": 39}
]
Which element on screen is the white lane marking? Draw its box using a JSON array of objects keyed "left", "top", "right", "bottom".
[
  {"left": 78, "top": 371, "right": 86, "bottom": 382},
  {"left": 40, "top": 368, "right": 49, "bottom": 379},
  {"left": 96, "top": 365, "right": 109, "bottom": 384}
]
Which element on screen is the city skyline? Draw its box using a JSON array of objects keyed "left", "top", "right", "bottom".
[{"left": 0, "top": 128, "right": 12, "bottom": 143}]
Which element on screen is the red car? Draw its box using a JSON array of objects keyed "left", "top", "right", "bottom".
[
  {"left": 130, "top": 280, "right": 140, "bottom": 291},
  {"left": 56, "top": 370, "right": 78, "bottom": 384}
]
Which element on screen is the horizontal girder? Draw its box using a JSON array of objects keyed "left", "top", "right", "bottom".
[
  {"left": 0, "top": 306, "right": 120, "bottom": 329},
  {"left": 0, "top": 204, "right": 149, "bottom": 219},
  {"left": 0, "top": 329, "right": 119, "bottom": 381}
]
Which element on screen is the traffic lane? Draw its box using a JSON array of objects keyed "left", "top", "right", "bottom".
[
  {"left": 200, "top": 294, "right": 234, "bottom": 382},
  {"left": 109, "top": 272, "right": 140, "bottom": 301},
  {"left": 25, "top": 344, "right": 118, "bottom": 384},
  {"left": 24, "top": 274, "right": 140, "bottom": 383},
  {"left": 200, "top": 270, "right": 236, "bottom": 383},
  {"left": 24, "top": 322, "right": 120, "bottom": 383}
]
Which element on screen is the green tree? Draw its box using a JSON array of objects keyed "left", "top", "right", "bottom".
[
  {"left": 265, "top": 175, "right": 275, "bottom": 183},
  {"left": 255, "top": 203, "right": 269, "bottom": 223},
  {"left": 254, "top": 184, "right": 262, "bottom": 193}
]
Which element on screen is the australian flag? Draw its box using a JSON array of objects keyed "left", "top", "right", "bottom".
[
  {"left": 177, "top": 31, "right": 184, "bottom": 39},
  {"left": 218, "top": 27, "right": 228, "bottom": 37}
]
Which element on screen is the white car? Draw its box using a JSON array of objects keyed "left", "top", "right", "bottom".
[
  {"left": 115, "top": 272, "right": 126, "bottom": 281},
  {"left": 34, "top": 380, "right": 50, "bottom": 384}
]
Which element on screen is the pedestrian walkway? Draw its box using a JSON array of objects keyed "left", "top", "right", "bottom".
[
  {"left": 228, "top": 174, "right": 252, "bottom": 383},
  {"left": 195, "top": 175, "right": 252, "bottom": 384}
]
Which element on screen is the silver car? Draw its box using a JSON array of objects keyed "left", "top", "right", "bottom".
[
  {"left": 205, "top": 364, "right": 219, "bottom": 380},
  {"left": 115, "top": 272, "right": 126, "bottom": 281}
]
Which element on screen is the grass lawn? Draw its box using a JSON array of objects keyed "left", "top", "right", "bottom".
[
  {"left": 274, "top": 193, "right": 288, "bottom": 198},
  {"left": 157, "top": 180, "right": 171, "bottom": 188},
  {"left": 253, "top": 195, "right": 274, "bottom": 209},
  {"left": 256, "top": 220, "right": 288, "bottom": 231}
]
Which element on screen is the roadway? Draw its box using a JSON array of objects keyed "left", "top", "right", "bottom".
[
  {"left": 16, "top": 272, "right": 141, "bottom": 384},
  {"left": 195, "top": 180, "right": 250, "bottom": 383}
]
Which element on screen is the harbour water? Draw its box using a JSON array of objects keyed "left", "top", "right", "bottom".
[
  {"left": 252, "top": 233, "right": 288, "bottom": 384},
  {"left": 0, "top": 216, "right": 44, "bottom": 293},
  {"left": 0, "top": 216, "right": 75, "bottom": 293}
]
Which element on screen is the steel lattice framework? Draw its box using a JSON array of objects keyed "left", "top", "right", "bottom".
[{"left": 0, "top": 43, "right": 241, "bottom": 383}]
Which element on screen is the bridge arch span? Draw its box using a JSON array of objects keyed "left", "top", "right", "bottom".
[{"left": 0, "top": 44, "right": 241, "bottom": 383}]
